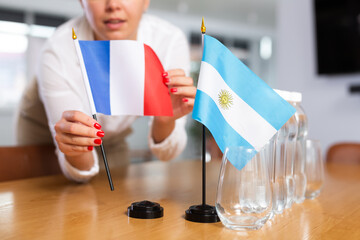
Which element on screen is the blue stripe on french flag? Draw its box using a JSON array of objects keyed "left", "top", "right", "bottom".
[
  {"left": 79, "top": 41, "right": 111, "bottom": 114},
  {"left": 78, "top": 40, "right": 172, "bottom": 116}
]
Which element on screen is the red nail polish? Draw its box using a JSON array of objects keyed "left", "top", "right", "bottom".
[
  {"left": 94, "top": 139, "right": 102, "bottom": 145},
  {"left": 97, "top": 130, "right": 105, "bottom": 137},
  {"left": 162, "top": 72, "right": 168, "bottom": 77},
  {"left": 163, "top": 78, "right": 170, "bottom": 84},
  {"left": 170, "top": 88, "right": 177, "bottom": 93},
  {"left": 88, "top": 146, "right": 93, "bottom": 151},
  {"left": 94, "top": 123, "right": 101, "bottom": 129},
  {"left": 182, "top": 98, "right": 188, "bottom": 103}
]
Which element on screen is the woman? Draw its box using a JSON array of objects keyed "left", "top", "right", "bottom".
[{"left": 16, "top": 0, "right": 196, "bottom": 182}]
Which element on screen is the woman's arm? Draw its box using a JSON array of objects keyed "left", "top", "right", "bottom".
[{"left": 38, "top": 42, "right": 102, "bottom": 182}]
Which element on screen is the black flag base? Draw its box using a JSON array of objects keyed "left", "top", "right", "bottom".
[
  {"left": 127, "top": 200, "right": 163, "bottom": 219},
  {"left": 185, "top": 204, "right": 220, "bottom": 223}
]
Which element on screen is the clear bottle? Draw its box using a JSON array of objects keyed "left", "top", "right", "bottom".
[
  {"left": 271, "top": 126, "right": 287, "bottom": 215},
  {"left": 305, "top": 139, "right": 324, "bottom": 199},
  {"left": 263, "top": 138, "right": 276, "bottom": 219},
  {"left": 292, "top": 92, "right": 308, "bottom": 204},
  {"left": 284, "top": 94, "right": 298, "bottom": 209},
  {"left": 272, "top": 90, "right": 298, "bottom": 212}
]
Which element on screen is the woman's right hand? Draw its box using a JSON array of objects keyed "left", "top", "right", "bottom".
[{"left": 54, "top": 110, "right": 104, "bottom": 170}]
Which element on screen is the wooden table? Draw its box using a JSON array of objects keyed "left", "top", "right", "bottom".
[{"left": 0, "top": 160, "right": 360, "bottom": 240}]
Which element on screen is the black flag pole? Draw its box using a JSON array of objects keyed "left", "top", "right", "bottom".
[
  {"left": 184, "top": 18, "right": 220, "bottom": 223},
  {"left": 92, "top": 114, "right": 114, "bottom": 191},
  {"left": 72, "top": 28, "right": 114, "bottom": 191},
  {"left": 202, "top": 125, "right": 206, "bottom": 206}
]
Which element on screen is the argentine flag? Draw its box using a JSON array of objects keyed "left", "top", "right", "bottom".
[
  {"left": 74, "top": 39, "right": 172, "bottom": 116},
  {"left": 193, "top": 35, "right": 296, "bottom": 170}
]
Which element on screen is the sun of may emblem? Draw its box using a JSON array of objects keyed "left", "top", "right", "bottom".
[{"left": 218, "top": 89, "right": 233, "bottom": 110}]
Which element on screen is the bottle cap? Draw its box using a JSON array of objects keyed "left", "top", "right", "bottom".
[
  {"left": 274, "top": 89, "right": 291, "bottom": 101},
  {"left": 291, "top": 91, "right": 302, "bottom": 102}
]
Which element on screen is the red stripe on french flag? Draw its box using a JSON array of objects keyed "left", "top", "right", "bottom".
[{"left": 144, "top": 44, "right": 172, "bottom": 116}]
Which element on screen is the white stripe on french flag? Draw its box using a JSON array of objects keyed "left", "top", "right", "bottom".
[{"left": 78, "top": 40, "right": 172, "bottom": 116}]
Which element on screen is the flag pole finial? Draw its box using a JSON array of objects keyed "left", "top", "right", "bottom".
[
  {"left": 201, "top": 17, "right": 206, "bottom": 34},
  {"left": 72, "top": 28, "right": 77, "bottom": 40}
]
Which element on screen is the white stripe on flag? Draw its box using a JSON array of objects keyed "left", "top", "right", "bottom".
[
  {"left": 110, "top": 41, "right": 145, "bottom": 115},
  {"left": 198, "top": 61, "right": 277, "bottom": 150}
]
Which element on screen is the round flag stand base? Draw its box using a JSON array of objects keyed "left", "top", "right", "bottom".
[
  {"left": 128, "top": 200, "right": 163, "bottom": 219},
  {"left": 185, "top": 204, "right": 220, "bottom": 223}
]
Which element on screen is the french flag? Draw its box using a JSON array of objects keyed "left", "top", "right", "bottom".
[{"left": 75, "top": 40, "right": 173, "bottom": 116}]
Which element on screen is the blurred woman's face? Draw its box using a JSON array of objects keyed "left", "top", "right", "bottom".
[{"left": 80, "top": 0, "right": 150, "bottom": 40}]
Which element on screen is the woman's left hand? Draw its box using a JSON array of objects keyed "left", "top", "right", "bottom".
[
  {"left": 161, "top": 69, "right": 196, "bottom": 121},
  {"left": 151, "top": 69, "right": 196, "bottom": 143}
]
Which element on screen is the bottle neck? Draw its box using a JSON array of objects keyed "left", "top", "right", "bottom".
[{"left": 291, "top": 101, "right": 301, "bottom": 107}]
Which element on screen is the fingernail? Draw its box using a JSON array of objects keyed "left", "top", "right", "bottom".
[
  {"left": 163, "top": 78, "right": 170, "bottom": 84},
  {"left": 94, "top": 139, "right": 102, "bottom": 145},
  {"left": 182, "top": 98, "right": 188, "bottom": 103},
  {"left": 94, "top": 123, "right": 101, "bottom": 129},
  {"left": 162, "top": 72, "right": 168, "bottom": 77},
  {"left": 97, "top": 130, "right": 105, "bottom": 137},
  {"left": 88, "top": 146, "right": 93, "bottom": 151},
  {"left": 170, "top": 88, "right": 177, "bottom": 93}
]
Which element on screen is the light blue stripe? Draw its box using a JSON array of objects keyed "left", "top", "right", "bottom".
[
  {"left": 202, "top": 35, "right": 296, "bottom": 130},
  {"left": 79, "top": 40, "right": 111, "bottom": 115},
  {"left": 192, "top": 90, "right": 256, "bottom": 170}
]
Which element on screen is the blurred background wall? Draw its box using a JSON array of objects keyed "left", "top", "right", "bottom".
[
  {"left": 276, "top": 0, "right": 360, "bottom": 154},
  {"left": 0, "top": 0, "right": 359, "bottom": 161}
]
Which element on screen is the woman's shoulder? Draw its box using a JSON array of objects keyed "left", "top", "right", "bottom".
[{"left": 139, "top": 14, "right": 187, "bottom": 43}]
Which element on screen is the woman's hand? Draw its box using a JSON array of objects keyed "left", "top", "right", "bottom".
[
  {"left": 152, "top": 69, "right": 196, "bottom": 143},
  {"left": 163, "top": 69, "right": 196, "bottom": 120},
  {"left": 54, "top": 110, "right": 104, "bottom": 170},
  {"left": 155, "top": 69, "right": 196, "bottom": 123}
]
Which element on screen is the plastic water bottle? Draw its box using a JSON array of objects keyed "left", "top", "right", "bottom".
[
  {"left": 273, "top": 90, "right": 298, "bottom": 211},
  {"left": 285, "top": 92, "right": 298, "bottom": 209},
  {"left": 292, "top": 92, "right": 308, "bottom": 204},
  {"left": 271, "top": 124, "right": 288, "bottom": 214}
]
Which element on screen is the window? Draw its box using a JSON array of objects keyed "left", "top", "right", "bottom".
[
  {"left": 0, "top": 21, "right": 28, "bottom": 109},
  {"left": 0, "top": 9, "right": 66, "bottom": 109}
]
